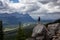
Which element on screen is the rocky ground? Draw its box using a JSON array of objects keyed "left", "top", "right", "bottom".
[{"left": 26, "top": 19, "right": 60, "bottom": 40}]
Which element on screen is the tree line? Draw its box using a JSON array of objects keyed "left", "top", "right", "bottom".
[{"left": 0, "top": 21, "right": 32, "bottom": 40}]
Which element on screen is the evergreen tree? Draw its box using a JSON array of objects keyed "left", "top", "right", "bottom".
[
  {"left": 16, "top": 22, "right": 26, "bottom": 40},
  {"left": 0, "top": 21, "right": 4, "bottom": 40}
]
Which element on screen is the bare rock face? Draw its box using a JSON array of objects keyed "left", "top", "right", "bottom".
[
  {"left": 32, "top": 24, "right": 46, "bottom": 37},
  {"left": 26, "top": 23, "right": 60, "bottom": 40},
  {"left": 26, "top": 38, "right": 35, "bottom": 40},
  {"left": 36, "top": 36, "right": 44, "bottom": 40},
  {"left": 31, "top": 23, "right": 47, "bottom": 40},
  {"left": 47, "top": 23, "right": 60, "bottom": 40}
]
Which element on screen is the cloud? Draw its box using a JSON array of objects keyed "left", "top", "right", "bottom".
[
  {"left": 0, "top": 0, "right": 60, "bottom": 13},
  {"left": 0, "top": 0, "right": 15, "bottom": 13},
  {"left": 0, "top": 0, "right": 60, "bottom": 19}
]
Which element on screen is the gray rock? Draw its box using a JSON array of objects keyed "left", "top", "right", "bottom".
[
  {"left": 36, "top": 36, "right": 44, "bottom": 40},
  {"left": 27, "top": 23, "right": 60, "bottom": 40},
  {"left": 26, "top": 38, "right": 35, "bottom": 40},
  {"left": 32, "top": 23, "right": 46, "bottom": 37},
  {"left": 31, "top": 23, "right": 48, "bottom": 40},
  {"left": 47, "top": 23, "right": 60, "bottom": 38}
]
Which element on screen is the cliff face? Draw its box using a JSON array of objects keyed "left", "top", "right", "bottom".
[
  {"left": 26, "top": 23, "right": 47, "bottom": 40},
  {"left": 47, "top": 23, "right": 60, "bottom": 36},
  {"left": 47, "top": 23, "right": 60, "bottom": 40},
  {"left": 32, "top": 24, "right": 46, "bottom": 37},
  {"left": 26, "top": 23, "right": 60, "bottom": 40}
]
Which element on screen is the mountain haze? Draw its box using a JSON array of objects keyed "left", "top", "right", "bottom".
[{"left": 0, "top": 12, "right": 35, "bottom": 25}]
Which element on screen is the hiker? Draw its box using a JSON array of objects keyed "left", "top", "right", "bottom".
[{"left": 32, "top": 17, "right": 49, "bottom": 40}]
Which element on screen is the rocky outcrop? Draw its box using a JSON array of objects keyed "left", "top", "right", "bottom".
[
  {"left": 32, "top": 24, "right": 46, "bottom": 37},
  {"left": 27, "top": 23, "right": 48, "bottom": 40},
  {"left": 47, "top": 23, "right": 60, "bottom": 37},
  {"left": 26, "top": 22, "right": 60, "bottom": 40},
  {"left": 47, "top": 23, "right": 60, "bottom": 40}
]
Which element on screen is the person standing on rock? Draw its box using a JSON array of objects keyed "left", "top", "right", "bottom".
[
  {"left": 38, "top": 17, "right": 40, "bottom": 23},
  {"left": 32, "top": 17, "right": 49, "bottom": 40}
]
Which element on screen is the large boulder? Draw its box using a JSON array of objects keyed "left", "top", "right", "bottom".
[
  {"left": 52, "top": 33, "right": 60, "bottom": 40},
  {"left": 47, "top": 23, "right": 60, "bottom": 38},
  {"left": 32, "top": 24, "right": 46, "bottom": 37},
  {"left": 26, "top": 38, "right": 35, "bottom": 40},
  {"left": 31, "top": 23, "right": 48, "bottom": 40}
]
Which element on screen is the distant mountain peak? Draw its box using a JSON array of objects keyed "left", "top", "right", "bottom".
[{"left": 0, "top": 12, "right": 36, "bottom": 25}]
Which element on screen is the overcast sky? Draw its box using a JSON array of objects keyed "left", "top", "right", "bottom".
[{"left": 0, "top": 0, "right": 60, "bottom": 20}]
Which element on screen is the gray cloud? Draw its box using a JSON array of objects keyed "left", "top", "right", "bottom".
[
  {"left": 0, "top": 0, "right": 60, "bottom": 19},
  {"left": 0, "top": 0, "right": 60, "bottom": 13}
]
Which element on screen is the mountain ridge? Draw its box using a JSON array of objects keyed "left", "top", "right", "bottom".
[{"left": 0, "top": 12, "right": 36, "bottom": 25}]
